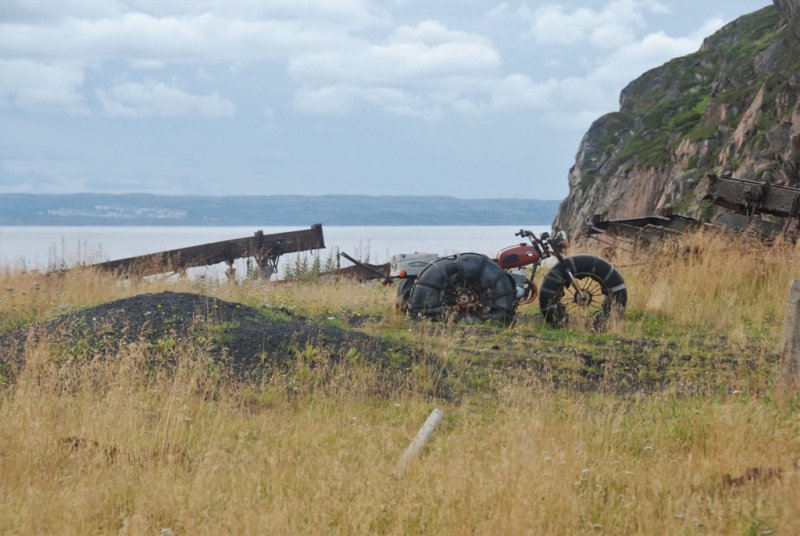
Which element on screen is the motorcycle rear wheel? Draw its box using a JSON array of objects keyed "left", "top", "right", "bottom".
[
  {"left": 395, "top": 277, "right": 415, "bottom": 311},
  {"left": 407, "top": 253, "right": 516, "bottom": 324},
  {"left": 539, "top": 254, "right": 627, "bottom": 330}
]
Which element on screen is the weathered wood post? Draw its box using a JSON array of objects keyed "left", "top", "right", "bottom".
[
  {"left": 778, "top": 279, "right": 800, "bottom": 401},
  {"left": 395, "top": 408, "right": 444, "bottom": 475}
]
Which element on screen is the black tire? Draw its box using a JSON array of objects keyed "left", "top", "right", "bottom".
[
  {"left": 539, "top": 254, "right": 627, "bottom": 329},
  {"left": 407, "top": 253, "right": 516, "bottom": 324},
  {"left": 395, "top": 277, "right": 415, "bottom": 311}
]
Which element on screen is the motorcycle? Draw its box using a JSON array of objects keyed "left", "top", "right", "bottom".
[{"left": 391, "top": 229, "right": 627, "bottom": 328}]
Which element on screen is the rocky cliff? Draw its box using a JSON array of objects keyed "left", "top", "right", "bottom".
[{"left": 554, "top": 0, "right": 800, "bottom": 236}]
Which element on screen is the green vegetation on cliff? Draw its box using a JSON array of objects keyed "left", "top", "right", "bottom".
[
  {"left": 556, "top": 3, "right": 800, "bottom": 235},
  {"left": 602, "top": 7, "right": 791, "bottom": 176}
]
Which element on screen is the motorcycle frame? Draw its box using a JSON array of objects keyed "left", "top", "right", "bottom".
[{"left": 513, "top": 228, "right": 576, "bottom": 306}]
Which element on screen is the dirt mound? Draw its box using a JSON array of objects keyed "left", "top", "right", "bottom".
[{"left": 0, "top": 291, "right": 414, "bottom": 382}]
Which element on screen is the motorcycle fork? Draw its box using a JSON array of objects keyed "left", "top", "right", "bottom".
[
  {"left": 554, "top": 253, "right": 593, "bottom": 306},
  {"left": 553, "top": 253, "right": 581, "bottom": 291}
]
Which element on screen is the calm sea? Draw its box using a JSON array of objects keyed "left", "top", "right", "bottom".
[{"left": 0, "top": 225, "right": 551, "bottom": 278}]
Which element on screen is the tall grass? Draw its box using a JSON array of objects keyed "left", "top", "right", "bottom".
[
  {"left": 581, "top": 232, "right": 800, "bottom": 342},
  {"left": 1, "top": 232, "right": 800, "bottom": 533},
  {"left": 1, "top": 347, "right": 798, "bottom": 534}
]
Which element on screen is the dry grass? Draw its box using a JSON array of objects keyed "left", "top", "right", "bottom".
[
  {"left": 0, "top": 266, "right": 394, "bottom": 334},
  {"left": 580, "top": 232, "right": 800, "bottom": 343},
  {"left": 2, "top": 231, "right": 800, "bottom": 534},
  {"left": 2, "top": 346, "right": 799, "bottom": 535}
]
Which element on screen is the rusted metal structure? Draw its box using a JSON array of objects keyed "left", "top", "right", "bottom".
[
  {"left": 331, "top": 251, "right": 390, "bottom": 282},
  {"left": 587, "top": 213, "right": 708, "bottom": 243},
  {"left": 92, "top": 224, "right": 325, "bottom": 279},
  {"left": 704, "top": 173, "right": 800, "bottom": 220},
  {"left": 587, "top": 173, "right": 800, "bottom": 244}
]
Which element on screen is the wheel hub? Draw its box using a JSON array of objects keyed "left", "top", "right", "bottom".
[
  {"left": 573, "top": 289, "right": 593, "bottom": 307},
  {"left": 455, "top": 288, "right": 479, "bottom": 309}
]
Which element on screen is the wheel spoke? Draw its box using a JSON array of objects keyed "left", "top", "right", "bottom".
[
  {"left": 556, "top": 274, "right": 611, "bottom": 327},
  {"left": 541, "top": 257, "right": 626, "bottom": 330}
]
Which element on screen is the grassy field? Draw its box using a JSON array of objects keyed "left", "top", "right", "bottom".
[{"left": 1, "top": 232, "right": 799, "bottom": 534}]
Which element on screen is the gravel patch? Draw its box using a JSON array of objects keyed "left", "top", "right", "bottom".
[{"left": 0, "top": 291, "right": 415, "bottom": 382}]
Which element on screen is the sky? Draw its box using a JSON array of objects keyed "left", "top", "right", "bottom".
[{"left": 0, "top": 0, "right": 772, "bottom": 199}]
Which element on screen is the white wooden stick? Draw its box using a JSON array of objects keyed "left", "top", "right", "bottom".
[
  {"left": 779, "top": 279, "right": 800, "bottom": 400},
  {"left": 395, "top": 408, "right": 444, "bottom": 474}
]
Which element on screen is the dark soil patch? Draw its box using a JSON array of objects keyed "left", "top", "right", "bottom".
[
  {"left": 0, "top": 291, "right": 422, "bottom": 384},
  {"left": 389, "top": 323, "right": 780, "bottom": 396}
]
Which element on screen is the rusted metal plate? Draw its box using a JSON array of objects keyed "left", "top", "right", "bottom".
[
  {"left": 93, "top": 224, "right": 325, "bottom": 276},
  {"left": 705, "top": 173, "right": 800, "bottom": 218},
  {"left": 587, "top": 214, "right": 707, "bottom": 242},
  {"left": 588, "top": 173, "right": 800, "bottom": 244}
]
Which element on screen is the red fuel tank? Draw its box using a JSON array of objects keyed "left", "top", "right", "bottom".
[{"left": 496, "top": 244, "right": 540, "bottom": 269}]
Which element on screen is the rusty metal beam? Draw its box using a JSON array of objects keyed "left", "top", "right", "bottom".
[
  {"left": 587, "top": 214, "right": 707, "bottom": 242},
  {"left": 91, "top": 224, "right": 325, "bottom": 277},
  {"left": 704, "top": 173, "right": 800, "bottom": 219}
]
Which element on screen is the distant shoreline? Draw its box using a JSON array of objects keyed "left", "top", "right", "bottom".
[{"left": 1, "top": 193, "right": 561, "bottom": 226}]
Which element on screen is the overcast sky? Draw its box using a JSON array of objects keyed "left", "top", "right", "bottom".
[{"left": 0, "top": 0, "right": 771, "bottom": 199}]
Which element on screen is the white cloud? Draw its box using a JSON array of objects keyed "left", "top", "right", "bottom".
[
  {"left": 522, "top": 0, "right": 670, "bottom": 49},
  {"left": 96, "top": 79, "right": 236, "bottom": 117},
  {"left": 0, "top": 1, "right": 385, "bottom": 119},
  {"left": 128, "top": 0, "right": 383, "bottom": 26},
  {"left": 294, "top": 84, "right": 442, "bottom": 118},
  {"left": 0, "top": 0, "right": 381, "bottom": 25},
  {"left": 290, "top": 42, "right": 499, "bottom": 86},
  {"left": 0, "top": 59, "right": 86, "bottom": 112},
  {"left": 0, "top": 0, "right": 738, "bottom": 125},
  {"left": 128, "top": 59, "right": 165, "bottom": 70},
  {"left": 288, "top": 7, "right": 720, "bottom": 122},
  {"left": 0, "top": 14, "right": 348, "bottom": 63},
  {"left": 0, "top": 0, "right": 125, "bottom": 22},
  {"left": 694, "top": 17, "right": 728, "bottom": 44},
  {"left": 388, "top": 20, "right": 491, "bottom": 46},
  {"left": 486, "top": 3, "right": 511, "bottom": 21},
  {"left": 528, "top": 15, "right": 726, "bottom": 130},
  {"left": 488, "top": 75, "right": 558, "bottom": 110},
  {"left": 588, "top": 17, "right": 725, "bottom": 87},
  {"left": 289, "top": 21, "right": 502, "bottom": 118}
]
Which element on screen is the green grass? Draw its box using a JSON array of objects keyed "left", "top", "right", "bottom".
[{"left": 199, "top": 320, "right": 240, "bottom": 345}]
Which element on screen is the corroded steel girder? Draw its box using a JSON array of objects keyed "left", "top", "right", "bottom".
[
  {"left": 92, "top": 224, "right": 325, "bottom": 277},
  {"left": 704, "top": 173, "right": 800, "bottom": 219}
]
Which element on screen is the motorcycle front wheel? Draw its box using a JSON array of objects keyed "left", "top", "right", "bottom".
[{"left": 539, "top": 254, "right": 627, "bottom": 330}]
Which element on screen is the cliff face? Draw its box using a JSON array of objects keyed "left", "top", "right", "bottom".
[{"left": 554, "top": 0, "right": 800, "bottom": 236}]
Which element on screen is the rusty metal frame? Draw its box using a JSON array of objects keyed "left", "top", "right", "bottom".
[
  {"left": 91, "top": 224, "right": 325, "bottom": 278},
  {"left": 587, "top": 214, "right": 709, "bottom": 243},
  {"left": 587, "top": 173, "right": 800, "bottom": 244},
  {"left": 704, "top": 173, "right": 800, "bottom": 221}
]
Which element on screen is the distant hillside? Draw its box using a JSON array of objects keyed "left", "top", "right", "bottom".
[{"left": 0, "top": 194, "right": 559, "bottom": 226}]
